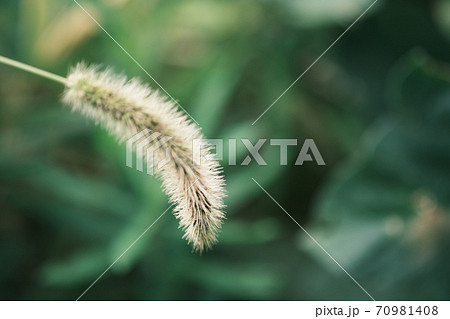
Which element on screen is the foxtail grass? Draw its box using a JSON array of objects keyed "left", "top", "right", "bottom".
[{"left": 0, "top": 56, "right": 226, "bottom": 253}]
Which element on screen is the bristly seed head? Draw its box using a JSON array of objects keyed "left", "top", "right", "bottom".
[{"left": 63, "top": 63, "right": 226, "bottom": 253}]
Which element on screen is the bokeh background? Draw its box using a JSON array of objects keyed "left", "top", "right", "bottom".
[{"left": 1, "top": 0, "right": 450, "bottom": 300}]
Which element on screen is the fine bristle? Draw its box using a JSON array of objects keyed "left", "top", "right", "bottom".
[{"left": 63, "top": 63, "right": 226, "bottom": 253}]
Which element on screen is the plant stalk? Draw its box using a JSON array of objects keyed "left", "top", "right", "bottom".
[{"left": 0, "top": 55, "right": 66, "bottom": 85}]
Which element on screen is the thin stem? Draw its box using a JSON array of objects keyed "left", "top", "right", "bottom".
[{"left": 0, "top": 55, "right": 66, "bottom": 85}]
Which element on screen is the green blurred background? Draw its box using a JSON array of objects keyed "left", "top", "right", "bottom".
[{"left": 1, "top": 0, "right": 450, "bottom": 300}]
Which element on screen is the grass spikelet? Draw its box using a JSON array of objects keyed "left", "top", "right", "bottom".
[{"left": 63, "top": 63, "right": 226, "bottom": 253}]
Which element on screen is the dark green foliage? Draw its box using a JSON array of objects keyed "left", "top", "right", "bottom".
[{"left": 0, "top": 0, "right": 449, "bottom": 300}]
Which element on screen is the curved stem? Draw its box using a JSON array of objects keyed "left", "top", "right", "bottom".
[{"left": 0, "top": 55, "right": 66, "bottom": 85}]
